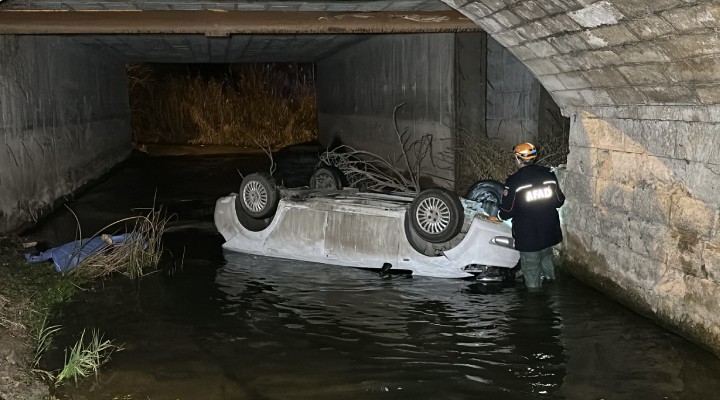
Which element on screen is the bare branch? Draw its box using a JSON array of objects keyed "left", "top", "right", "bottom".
[{"left": 250, "top": 136, "right": 276, "bottom": 176}]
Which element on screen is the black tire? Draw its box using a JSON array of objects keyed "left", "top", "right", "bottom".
[
  {"left": 408, "top": 188, "right": 464, "bottom": 243},
  {"left": 235, "top": 196, "right": 273, "bottom": 232},
  {"left": 239, "top": 172, "right": 279, "bottom": 219},
  {"left": 465, "top": 179, "right": 504, "bottom": 217},
  {"left": 403, "top": 210, "right": 436, "bottom": 256},
  {"left": 309, "top": 166, "right": 346, "bottom": 190}
]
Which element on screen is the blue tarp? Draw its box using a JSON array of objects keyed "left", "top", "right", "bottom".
[{"left": 25, "top": 233, "right": 133, "bottom": 273}]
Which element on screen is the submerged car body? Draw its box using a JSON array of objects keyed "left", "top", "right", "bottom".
[{"left": 215, "top": 186, "right": 520, "bottom": 280}]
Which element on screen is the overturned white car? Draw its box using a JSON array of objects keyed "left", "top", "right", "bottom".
[{"left": 214, "top": 168, "right": 520, "bottom": 280}]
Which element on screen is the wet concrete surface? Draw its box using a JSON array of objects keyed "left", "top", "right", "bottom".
[{"left": 22, "top": 147, "right": 720, "bottom": 400}]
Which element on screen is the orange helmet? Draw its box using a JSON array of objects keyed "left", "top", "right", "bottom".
[{"left": 513, "top": 142, "right": 537, "bottom": 161}]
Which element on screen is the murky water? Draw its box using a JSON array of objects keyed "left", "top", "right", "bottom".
[{"left": 34, "top": 149, "right": 720, "bottom": 399}]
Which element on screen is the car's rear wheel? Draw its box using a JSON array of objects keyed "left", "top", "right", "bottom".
[
  {"left": 240, "top": 172, "right": 279, "bottom": 219},
  {"left": 309, "top": 166, "right": 346, "bottom": 190},
  {"left": 408, "top": 188, "right": 464, "bottom": 243},
  {"left": 465, "top": 179, "right": 504, "bottom": 217}
]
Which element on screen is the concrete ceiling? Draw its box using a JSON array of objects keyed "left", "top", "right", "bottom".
[{"left": 0, "top": 1, "right": 479, "bottom": 64}]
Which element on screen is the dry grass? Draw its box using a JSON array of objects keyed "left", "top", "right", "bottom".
[
  {"left": 319, "top": 145, "right": 419, "bottom": 194},
  {"left": 455, "top": 130, "right": 569, "bottom": 194},
  {"left": 128, "top": 63, "right": 318, "bottom": 149},
  {"left": 318, "top": 127, "right": 568, "bottom": 197},
  {"left": 317, "top": 103, "right": 434, "bottom": 195},
  {"left": 70, "top": 208, "right": 169, "bottom": 280}
]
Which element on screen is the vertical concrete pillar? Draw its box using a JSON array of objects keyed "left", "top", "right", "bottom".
[
  {"left": 486, "top": 37, "right": 542, "bottom": 146},
  {"left": 454, "top": 32, "right": 487, "bottom": 139}
]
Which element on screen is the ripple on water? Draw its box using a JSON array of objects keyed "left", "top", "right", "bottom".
[{"left": 53, "top": 249, "right": 720, "bottom": 400}]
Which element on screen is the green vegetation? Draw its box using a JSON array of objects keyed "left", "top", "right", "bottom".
[
  {"left": 55, "top": 328, "right": 123, "bottom": 386},
  {"left": 33, "top": 316, "right": 61, "bottom": 369},
  {"left": 0, "top": 236, "right": 77, "bottom": 337},
  {"left": 128, "top": 63, "right": 318, "bottom": 149}
]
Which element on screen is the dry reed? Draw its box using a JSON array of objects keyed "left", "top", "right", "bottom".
[
  {"left": 128, "top": 63, "right": 318, "bottom": 149},
  {"left": 455, "top": 130, "right": 569, "bottom": 194},
  {"left": 70, "top": 208, "right": 169, "bottom": 280}
]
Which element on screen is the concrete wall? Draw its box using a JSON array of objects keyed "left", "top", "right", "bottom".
[
  {"left": 0, "top": 35, "right": 132, "bottom": 233},
  {"left": 485, "top": 37, "right": 565, "bottom": 147},
  {"left": 486, "top": 37, "right": 542, "bottom": 145},
  {"left": 316, "top": 34, "right": 458, "bottom": 189}
]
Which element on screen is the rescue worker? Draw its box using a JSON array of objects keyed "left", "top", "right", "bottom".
[{"left": 498, "top": 142, "right": 565, "bottom": 291}]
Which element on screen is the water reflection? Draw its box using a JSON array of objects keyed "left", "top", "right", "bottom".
[
  {"left": 212, "top": 252, "right": 565, "bottom": 399},
  {"left": 30, "top": 152, "right": 720, "bottom": 400},
  {"left": 52, "top": 235, "right": 720, "bottom": 400}
]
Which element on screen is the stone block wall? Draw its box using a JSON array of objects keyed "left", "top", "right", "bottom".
[
  {"left": 0, "top": 35, "right": 132, "bottom": 232},
  {"left": 447, "top": 0, "right": 720, "bottom": 354},
  {"left": 560, "top": 105, "right": 720, "bottom": 352}
]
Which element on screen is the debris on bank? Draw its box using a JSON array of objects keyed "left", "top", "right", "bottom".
[{"left": 24, "top": 233, "right": 135, "bottom": 274}]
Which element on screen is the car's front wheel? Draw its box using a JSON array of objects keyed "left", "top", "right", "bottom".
[
  {"left": 408, "top": 188, "right": 464, "bottom": 243},
  {"left": 465, "top": 179, "right": 504, "bottom": 217},
  {"left": 239, "top": 172, "right": 279, "bottom": 219}
]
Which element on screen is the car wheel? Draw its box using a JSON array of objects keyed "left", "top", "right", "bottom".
[
  {"left": 408, "top": 188, "right": 464, "bottom": 243},
  {"left": 465, "top": 179, "right": 504, "bottom": 217},
  {"left": 239, "top": 172, "right": 279, "bottom": 219},
  {"left": 235, "top": 196, "right": 273, "bottom": 232},
  {"left": 309, "top": 166, "right": 346, "bottom": 190},
  {"left": 403, "top": 210, "right": 436, "bottom": 256}
]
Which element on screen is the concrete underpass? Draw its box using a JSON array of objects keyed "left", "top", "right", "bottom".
[{"left": 1, "top": 0, "right": 719, "bottom": 357}]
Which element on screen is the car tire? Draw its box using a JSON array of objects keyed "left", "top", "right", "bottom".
[
  {"left": 235, "top": 196, "right": 273, "bottom": 232},
  {"left": 239, "top": 172, "right": 279, "bottom": 219},
  {"left": 403, "top": 210, "right": 436, "bottom": 256},
  {"left": 309, "top": 166, "right": 346, "bottom": 190},
  {"left": 465, "top": 179, "right": 504, "bottom": 217},
  {"left": 408, "top": 188, "right": 464, "bottom": 243}
]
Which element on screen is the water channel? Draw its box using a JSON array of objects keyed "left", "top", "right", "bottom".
[{"left": 31, "top": 148, "right": 720, "bottom": 399}]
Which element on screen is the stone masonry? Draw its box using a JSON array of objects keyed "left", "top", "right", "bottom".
[{"left": 446, "top": 0, "right": 720, "bottom": 354}]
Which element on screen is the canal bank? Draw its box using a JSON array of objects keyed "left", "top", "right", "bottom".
[{"left": 0, "top": 237, "right": 69, "bottom": 400}]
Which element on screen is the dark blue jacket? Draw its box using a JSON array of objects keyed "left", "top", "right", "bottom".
[{"left": 499, "top": 164, "right": 565, "bottom": 252}]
